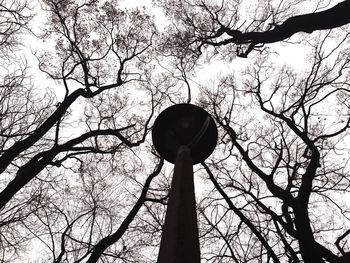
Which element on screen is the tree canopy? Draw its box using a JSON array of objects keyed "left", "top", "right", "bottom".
[{"left": 1, "top": 0, "right": 350, "bottom": 262}]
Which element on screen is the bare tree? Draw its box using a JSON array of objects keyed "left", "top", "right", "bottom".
[
  {"left": 197, "top": 31, "right": 350, "bottom": 262},
  {"left": 0, "top": 0, "right": 158, "bottom": 207},
  {"left": 0, "top": 0, "right": 169, "bottom": 261}
]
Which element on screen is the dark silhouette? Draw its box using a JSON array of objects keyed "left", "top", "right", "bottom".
[{"left": 203, "top": 0, "right": 350, "bottom": 57}]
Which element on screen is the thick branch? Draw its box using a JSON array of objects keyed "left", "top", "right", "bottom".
[
  {"left": 205, "top": 0, "right": 350, "bottom": 56},
  {"left": 202, "top": 162, "right": 280, "bottom": 263},
  {"left": 0, "top": 88, "right": 85, "bottom": 175},
  {"left": 85, "top": 159, "right": 164, "bottom": 263},
  {"left": 0, "top": 127, "right": 140, "bottom": 209}
]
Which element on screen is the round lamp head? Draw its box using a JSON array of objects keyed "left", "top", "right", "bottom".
[{"left": 152, "top": 104, "right": 218, "bottom": 164}]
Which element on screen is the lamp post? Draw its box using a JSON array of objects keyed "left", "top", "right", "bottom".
[{"left": 152, "top": 104, "right": 218, "bottom": 263}]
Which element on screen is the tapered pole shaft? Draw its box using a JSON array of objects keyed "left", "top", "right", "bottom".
[{"left": 157, "top": 146, "right": 200, "bottom": 263}]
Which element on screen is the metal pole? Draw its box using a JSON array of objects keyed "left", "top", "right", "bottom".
[{"left": 157, "top": 146, "right": 200, "bottom": 263}]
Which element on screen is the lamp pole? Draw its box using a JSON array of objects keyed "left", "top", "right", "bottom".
[
  {"left": 152, "top": 104, "right": 217, "bottom": 263},
  {"left": 157, "top": 146, "right": 200, "bottom": 263}
]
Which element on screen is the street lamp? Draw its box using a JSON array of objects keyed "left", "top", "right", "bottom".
[{"left": 152, "top": 103, "right": 218, "bottom": 263}]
